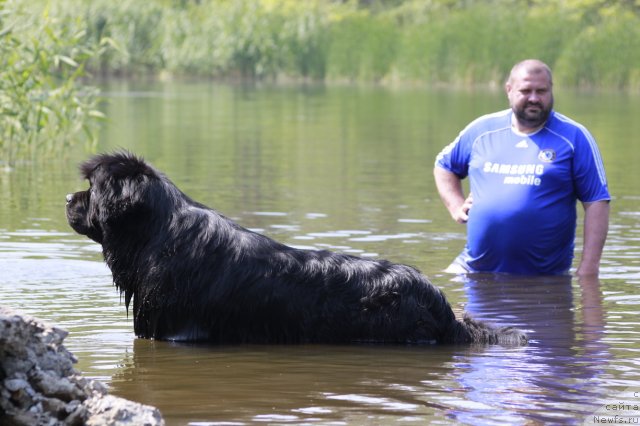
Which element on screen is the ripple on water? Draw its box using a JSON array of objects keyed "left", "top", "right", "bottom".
[{"left": 0, "top": 255, "right": 134, "bottom": 380}]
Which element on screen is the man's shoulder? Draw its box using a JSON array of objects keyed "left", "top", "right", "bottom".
[
  {"left": 546, "top": 111, "right": 594, "bottom": 139},
  {"left": 461, "top": 109, "right": 512, "bottom": 138}
]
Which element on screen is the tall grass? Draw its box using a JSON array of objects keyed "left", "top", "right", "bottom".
[
  {"left": 6, "top": 0, "right": 640, "bottom": 88},
  {"left": 0, "top": 0, "right": 106, "bottom": 166},
  {"left": 76, "top": 0, "right": 639, "bottom": 89},
  {"left": 4, "top": 0, "right": 636, "bottom": 162},
  {"left": 326, "top": 11, "right": 398, "bottom": 82},
  {"left": 555, "top": 13, "right": 640, "bottom": 90},
  {"left": 395, "top": 4, "right": 582, "bottom": 86}
]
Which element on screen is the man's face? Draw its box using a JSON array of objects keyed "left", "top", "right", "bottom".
[{"left": 506, "top": 69, "right": 554, "bottom": 131}]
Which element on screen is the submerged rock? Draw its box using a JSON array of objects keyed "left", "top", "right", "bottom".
[{"left": 0, "top": 306, "right": 164, "bottom": 425}]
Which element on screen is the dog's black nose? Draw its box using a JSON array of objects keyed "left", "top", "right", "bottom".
[{"left": 66, "top": 193, "right": 74, "bottom": 203}]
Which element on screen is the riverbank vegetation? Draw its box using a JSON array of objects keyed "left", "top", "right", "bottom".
[
  {"left": 1, "top": 0, "right": 106, "bottom": 166},
  {"left": 1, "top": 0, "right": 639, "bottom": 162},
  {"left": 49, "top": 0, "right": 640, "bottom": 89}
]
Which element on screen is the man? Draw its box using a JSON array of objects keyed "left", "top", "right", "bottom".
[{"left": 434, "top": 59, "right": 610, "bottom": 276}]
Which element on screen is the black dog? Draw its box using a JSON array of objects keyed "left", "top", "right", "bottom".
[{"left": 66, "top": 152, "right": 526, "bottom": 345}]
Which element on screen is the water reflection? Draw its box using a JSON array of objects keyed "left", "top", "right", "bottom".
[
  {"left": 109, "top": 340, "right": 461, "bottom": 424},
  {"left": 450, "top": 274, "right": 609, "bottom": 423}
]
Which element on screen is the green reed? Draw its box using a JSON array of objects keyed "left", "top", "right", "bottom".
[
  {"left": 0, "top": 0, "right": 106, "bottom": 166},
  {"left": 555, "top": 13, "right": 640, "bottom": 90},
  {"left": 2, "top": 0, "right": 639, "bottom": 164},
  {"left": 11, "top": 0, "right": 640, "bottom": 88}
]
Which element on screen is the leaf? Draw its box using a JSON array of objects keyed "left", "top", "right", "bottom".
[
  {"left": 88, "top": 110, "right": 106, "bottom": 119},
  {"left": 55, "top": 55, "right": 79, "bottom": 68}
]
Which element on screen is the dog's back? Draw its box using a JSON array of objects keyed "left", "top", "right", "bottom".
[{"left": 68, "top": 152, "right": 528, "bottom": 346}]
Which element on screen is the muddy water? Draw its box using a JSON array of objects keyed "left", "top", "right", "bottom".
[{"left": 1, "top": 82, "right": 639, "bottom": 424}]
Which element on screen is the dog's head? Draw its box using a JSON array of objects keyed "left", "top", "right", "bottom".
[{"left": 66, "top": 151, "right": 169, "bottom": 245}]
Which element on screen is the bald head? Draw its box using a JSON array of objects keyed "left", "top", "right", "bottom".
[{"left": 507, "top": 59, "right": 553, "bottom": 87}]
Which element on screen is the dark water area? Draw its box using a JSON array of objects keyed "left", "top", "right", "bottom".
[{"left": 1, "top": 81, "right": 639, "bottom": 424}]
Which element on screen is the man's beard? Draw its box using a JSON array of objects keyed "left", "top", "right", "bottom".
[{"left": 513, "top": 101, "right": 552, "bottom": 129}]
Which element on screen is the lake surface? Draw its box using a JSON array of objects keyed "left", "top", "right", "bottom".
[{"left": 1, "top": 81, "right": 639, "bottom": 425}]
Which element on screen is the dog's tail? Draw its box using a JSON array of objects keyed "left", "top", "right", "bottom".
[{"left": 445, "top": 314, "right": 528, "bottom": 346}]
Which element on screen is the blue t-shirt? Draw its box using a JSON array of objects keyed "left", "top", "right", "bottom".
[{"left": 435, "top": 109, "right": 610, "bottom": 275}]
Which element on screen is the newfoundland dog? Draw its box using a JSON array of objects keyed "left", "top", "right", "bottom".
[{"left": 66, "top": 152, "right": 526, "bottom": 345}]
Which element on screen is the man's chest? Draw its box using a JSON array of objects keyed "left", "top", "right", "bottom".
[{"left": 467, "top": 131, "right": 574, "bottom": 189}]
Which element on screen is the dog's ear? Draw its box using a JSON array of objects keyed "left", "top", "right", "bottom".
[{"left": 83, "top": 152, "right": 165, "bottom": 229}]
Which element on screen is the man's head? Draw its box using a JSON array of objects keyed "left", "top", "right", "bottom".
[{"left": 506, "top": 59, "right": 554, "bottom": 132}]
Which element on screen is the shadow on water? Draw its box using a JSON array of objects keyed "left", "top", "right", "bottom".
[
  {"left": 111, "top": 341, "right": 461, "bottom": 424},
  {"left": 106, "top": 274, "right": 611, "bottom": 425}
]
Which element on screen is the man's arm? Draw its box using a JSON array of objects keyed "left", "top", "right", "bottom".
[
  {"left": 433, "top": 166, "right": 472, "bottom": 224},
  {"left": 576, "top": 200, "right": 610, "bottom": 277}
]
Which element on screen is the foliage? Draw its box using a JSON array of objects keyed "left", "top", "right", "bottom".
[
  {"left": 67, "top": 0, "right": 638, "bottom": 89},
  {"left": 555, "top": 12, "right": 640, "bottom": 89},
  {"left": 1, "top": 0, "right": 637, "bottom": 165},
  {"left": 327, "top": 10, "right": 398, "bottom": 81},
  {"left": 0, "top": 0, "right": 106, "bottom": 166}
]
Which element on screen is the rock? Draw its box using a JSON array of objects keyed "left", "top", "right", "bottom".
[
  {"left": 0, "top": 306, "right": 164, "bottom": 425},
  {"left": 85, "top": 395, "right": 165, "bottom": 426}
]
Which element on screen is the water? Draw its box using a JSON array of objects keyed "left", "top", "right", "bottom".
[{"left": 1, "top": 81, "right": 639, "bottom": 425}]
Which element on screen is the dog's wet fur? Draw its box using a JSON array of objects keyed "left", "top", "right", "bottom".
[{"left": 66, "top": 152, "right": 527, "bottom": 346}]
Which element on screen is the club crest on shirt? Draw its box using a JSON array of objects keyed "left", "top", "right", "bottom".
[{"left": 538, "top": 149, "right": 556, "bottom": 163}]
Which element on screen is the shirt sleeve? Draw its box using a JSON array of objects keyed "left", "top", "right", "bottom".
[
  {"left": 572, "top": 128, "right": 611, "bottom": 202},
  {"left": 434, "top": 132, "right": 472, "bottom": 179}
]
